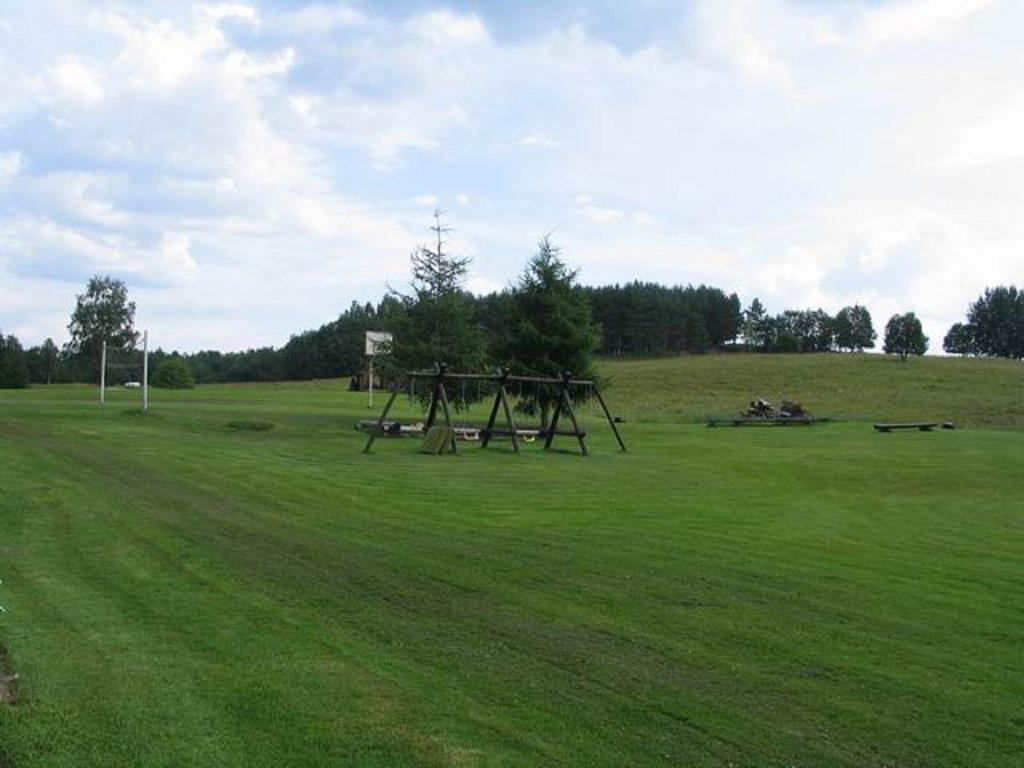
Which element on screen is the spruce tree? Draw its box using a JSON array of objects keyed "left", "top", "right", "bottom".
[
  {"left": 494, "top": 236, "right": 599, "bottom": 427},
  {"left": 387, "top": 211, "right": 487, "bottom": 381}
]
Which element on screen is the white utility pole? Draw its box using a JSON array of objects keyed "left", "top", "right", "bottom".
[
  {"left": 142, "top": 330, "right": 149, "bottom": 411},
  {"left": 100, "top": 340, "right": 107, "bottom": 405}
]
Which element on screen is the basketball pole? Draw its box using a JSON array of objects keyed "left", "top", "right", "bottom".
[
  {"left": 368, "top": 354, "right": 374, "bottom": 409},
  {"left": 142, "top": 330, "right": 149, "bottom": 411}
]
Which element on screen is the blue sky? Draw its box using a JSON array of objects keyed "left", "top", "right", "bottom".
[{"left": 1, "top": 0, "right": 1021, "bottom": 351}]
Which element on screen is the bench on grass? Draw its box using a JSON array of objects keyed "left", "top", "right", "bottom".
[
  {"left": 873, "top": 422, "right": 954, "bottom": 432},
  {"left": 707, "top": 417, "right": 826, "bottom": 427}
]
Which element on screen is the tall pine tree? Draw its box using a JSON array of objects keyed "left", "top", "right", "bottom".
[
  {"left": 494, "top": 236, "right": 599, "bottom": 427},
  {"left": 387, "top": 211, "right": 487, "bottom": 380}
]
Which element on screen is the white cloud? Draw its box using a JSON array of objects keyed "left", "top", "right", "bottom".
[
  {"left": 944, "top": 90, "right": 1024, "bottom": 168},
  {"left": 1, "top": 0, "right": 1022, "bottom": 353},
  {"left": 406, "top": 10, "right": 489, "bottom": 47},
  {"left": 577, "top": 206, "right": 624, "bottom": 225},
  {"left": 198, "top": 3, "right": 258, "bottom": 24},
  {"left": 698, "top": 0, "right": 795, "bottom": 91},
  {"left": 49, "top": 54, "right": 105, "bottom": 104},
  {"left": 518, "top": 133, "right": 561, "bottom": 148},
  {"left": 273, "top": 4, "right": 366, "bottom": 35},
  {"left": 158, "top": 232, "right": 198, "bottom": 283},
  {"left": 0, "top": 151, "right": 22, "bottom": 178},
  {"left": 308, "top": 98, "right": 465, "bottom": 168},
  {"left": 465, "top": 276, "right": 502, "bottom": 295},
  {"left": 857, "top": 0, "right": 996, "bottom": 46}
]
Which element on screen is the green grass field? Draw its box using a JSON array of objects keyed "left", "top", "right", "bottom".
[
  {"left": 602, "top": 352, "right": 1024, "bottom": 428},
  {"left": 1, "top": 354, "right": 1022, "bottom": 766}
]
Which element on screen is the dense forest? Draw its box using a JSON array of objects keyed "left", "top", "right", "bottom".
[
  {"left": 8, "top": 272, "right": 1023, "bottom": 387},
  {"left": 181, "top": 282, "right": 745, "bottom": 384}
]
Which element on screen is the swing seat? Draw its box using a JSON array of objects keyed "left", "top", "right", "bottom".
[
  {"left": 421, "top": 426, "right": 457, "bottom": 454},
  {"left": 355, "top": 420, "right": 424, "bottom": 436}
]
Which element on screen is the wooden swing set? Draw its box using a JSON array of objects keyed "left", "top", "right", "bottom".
[{"left": 358, "top": 364, "right": 626, "bottom": 456}]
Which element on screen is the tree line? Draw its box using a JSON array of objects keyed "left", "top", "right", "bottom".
[
  {"left": 943, "top": 285, "right": 1024, "bottom": 358},
  {"left": 5, "top": 217, "right": 1022, "bottom": 390},
  {"left": 737, "top": 299, "right": 937, "bottom": 361},
  {"left": 10, "top": 222, "right": 750, "bottom": 386}
]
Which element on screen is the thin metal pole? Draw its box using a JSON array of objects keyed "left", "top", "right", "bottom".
[
  {"left": 368, "top": 355, "right": 374, "bottom": 409},
  {"left": 142, "top": 330, "right": 149, "bottom": 411},
  {"left": 99, "top": 340, "right": 107, "bottom": 405}
]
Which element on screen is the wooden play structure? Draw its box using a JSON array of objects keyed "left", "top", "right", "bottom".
[{"left": 357, "top": 364, "right": 626, "bottom": 456}]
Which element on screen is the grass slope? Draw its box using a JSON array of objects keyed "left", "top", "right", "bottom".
[
  {"left": 0, "top": 360, "right": 1022, "bottom": 766},
  {"left": 601, "top": 353, "right": 1024, "bottom": 428}
]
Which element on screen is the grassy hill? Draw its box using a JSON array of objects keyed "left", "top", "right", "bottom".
[
  {"left": 0, "top": 356, "right": 1022, "bottom": 766},
  {"left": 599, "top": 353, "right": 1024, "bottom": 428}
]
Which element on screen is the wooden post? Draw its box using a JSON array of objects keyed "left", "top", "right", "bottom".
[
  {"left": 500, "top": 384, "right": 520, "bottom": 454},
  {"left": 543, "top": 372, "right": 588, "bottom": 456},
  {"left": 363, "top": 382, "right": 403, "bottom": 453},
  {"left": 437, "top": 377, "right": 457, "bottom": 455},
  {"left": 424, "top": 365, "right": 441, "bottom": 429},
  {"left": 480, "top": 379, "right": 504, "bottom": 449},
  {"left": 543, "top": 377, "right": 564, "bottom": 450},
  {"left": 481, "top": 369, "right": 520, "bottom": 454},
  {"left": 593, "top": 387, "right": 626, "bottom": 451},
  {"left": 561, "top": 386, "right": 588, "bottom": 456}
]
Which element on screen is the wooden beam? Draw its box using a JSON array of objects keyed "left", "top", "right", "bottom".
[
  {"left": 362, "top": 380, "right": 403, "bottom": 453},
  {"left": 437, "top": 380, "right": 457, "bottom": 454},
  {"left": 560, "top": 380, "right": 588, "bottom": 457},
  {"left": 543, "top": 397, "right": 562, "bottom": 450},
  {"left": 480, "top": 382, "right": 503, "bottom": 449},
  {"left": 499, "top": 384, "right": 520, "bottom": 454},
  {"left": 593, "top": 386, "right": 626, "bottom": 451}
]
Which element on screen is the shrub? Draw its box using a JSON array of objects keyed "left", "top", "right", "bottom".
[
  {"left": 0, "top": 333, "right": 30, "bottom": 389},
  {"left": 152, "top": 357, "right": 195, "bottom": 389}
]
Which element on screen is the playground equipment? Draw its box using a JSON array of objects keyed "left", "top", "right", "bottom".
[{"left": 357, "top": 364, "right": 626, "bottom": 456}]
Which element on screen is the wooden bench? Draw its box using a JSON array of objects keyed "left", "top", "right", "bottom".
[
  {"left": 874, "top": 422, "right": 940, "bottom": 432},
  {"left": 707, "top": 417, "right": 826, "bottom": 427}
]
